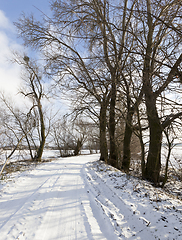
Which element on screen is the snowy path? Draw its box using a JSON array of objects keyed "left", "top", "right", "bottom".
[
  {"left": 0, "top": 154, "right": 181, "bottom": 240},
  {"left": 0, "top": 155, "right": 116, "bottom": 240}
]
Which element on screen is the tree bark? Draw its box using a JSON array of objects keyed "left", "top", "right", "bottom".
[
  {"left": 144, "top": 85, "right": 162, "bottom": 185},
  {"left": 142, "top": 0, "right": 163, "bottom": 185},
  {"left": 145, "top": 117, "right": 162, "bottom": 185},
  {"left": 74, "top": 139, "right": 83, "bottom": 156},
  {"left": 122, "top": 109, "right": 134, "bottom": 172},
  {"left": 35, "top": 103, "right": 45, "bottom": 161},
  {"left": 99, "top": 101, "right": 108, "bottom": 162},
  {"left": 108, "top": 79, "right": 118, "bottom": 168},
  {"left": 136, "top": 106, "right": 146, "bottom": 178}
]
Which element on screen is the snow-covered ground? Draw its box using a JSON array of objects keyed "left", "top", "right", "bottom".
[{"left": 0, "top": 154, "right": 181, "bottom": 239}]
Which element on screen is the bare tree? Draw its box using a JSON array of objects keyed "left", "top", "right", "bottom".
[
  {"left": 15, "top": 0, "right": 138, "bottom": 168},
  {"left": 0, "top": 93, "right": 38, "bottom": 175},
  {"left": 15, "top": 8, "right": 112, "bottom": 162},
  {"left": 14, "top": 0, "right": 182, "bottom": 185},
  {"left": 51, "top": 116, "right": 95, "bottom": 156},
  {"left": 133, "top": 0, "right": 182, "bottom": 184},
  {"left": 13, "top": 55, "right": 48, "bottom": 161}
]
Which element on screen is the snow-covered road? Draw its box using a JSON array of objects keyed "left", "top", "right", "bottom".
[
  {"left": 0, "top": 154, "right": 181, "bottom": 239},
  {"left": 0, "top": 155, "right": 116, "bottom": 240}
]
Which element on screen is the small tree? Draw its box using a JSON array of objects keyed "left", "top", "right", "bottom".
[{"left": 14, "top": 55, "right": 48, "bottom": 161}]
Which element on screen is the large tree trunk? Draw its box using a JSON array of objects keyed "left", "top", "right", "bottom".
[
  {"left": 145, "top": 116, "right": 162, "bottom": 185},
  {"left": 122, "top": 109, "right": 134, "bottom": 172},
  {"left": 99, "top": 102, "right": 108, "bottom": 162},
  {"left": 142, "top": 0, "right": 163, "bottom": 184},
  {"left": 108, "top": 80, "right": 118, "bottom": 168},
  {"left": 144, "top": 86, "right": 162, "bottom": 185}
]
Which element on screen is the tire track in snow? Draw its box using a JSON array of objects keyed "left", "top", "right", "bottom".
[
  {"left": 0, "top": 155, "right": 126, "bottom": 240},
  {"left": 0, "top": 163, "right": 61, "bottom": 239},
  {"left": 83, "top": 162, "right": 156, "bottom": 239},
  {"left": 33, "top": 172, "right": 65, "bottom": 240},
  {"left": 15, "top": 173, "right": 63, "bottom": 240}
]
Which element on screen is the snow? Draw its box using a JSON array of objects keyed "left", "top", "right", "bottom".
[
  {"left": 0, "top": 154, "right": 181, "bottom": 239},
  {"left": 161, "top": 146, "right": 182, "bottom": 169}
]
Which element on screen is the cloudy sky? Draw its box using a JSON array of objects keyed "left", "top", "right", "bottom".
[{"left": 0, "top": 0, "right": 50, "bottom": 99}]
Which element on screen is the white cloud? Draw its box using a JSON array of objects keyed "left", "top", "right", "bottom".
[
  {"left": 0, "top": 10, "right": 12, "bottom": 30},
  {"left": 0, "top": 10, "right": 23, "bottom": 101}
]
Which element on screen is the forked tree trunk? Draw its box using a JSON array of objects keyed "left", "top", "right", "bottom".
[{"left": 74, "top": 139, "right": 83, "bottom": 156}]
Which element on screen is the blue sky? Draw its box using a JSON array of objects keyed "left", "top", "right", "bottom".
[
  {"left": 1, "top": 0, "right": 50, "bottom": 23},
  {"left": 0, "top": 0, "right": 50, "bottom": 100}
]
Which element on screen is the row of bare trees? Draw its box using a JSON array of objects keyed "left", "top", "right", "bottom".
[
  {"left": 1, "top": 0, "right": 181, "bottom": 185},
  {"left": 52, "top": 117, "right": 99, "bottom": 156},
  {"left": 0, "top": 56, "right": 99, "bottom": 167}
]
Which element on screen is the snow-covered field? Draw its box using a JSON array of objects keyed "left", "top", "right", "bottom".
[{"left": 0, "top": 154, "right": 181, "bottom": 239}]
